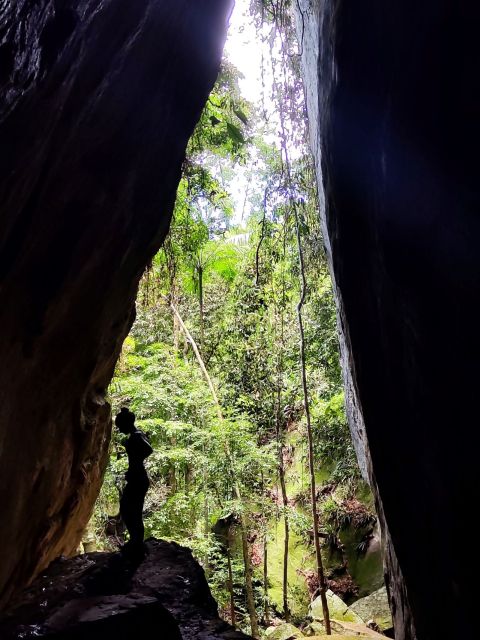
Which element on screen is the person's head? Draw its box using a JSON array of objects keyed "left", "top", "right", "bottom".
[{"left": 115, "top": 407, "right": 135, "bottom": 434}]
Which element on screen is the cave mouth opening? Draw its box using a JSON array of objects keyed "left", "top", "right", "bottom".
[
  {"left": 0, "top": 0, "right": 386, "bottom": 637},
  {"left": 3, "top": 0, "right": 476, "bottom": 637},
  {"left": 87, "top": 1, "right": 385, "bottom": 636}
]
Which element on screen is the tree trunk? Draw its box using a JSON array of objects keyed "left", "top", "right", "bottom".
[
  {"left": 294, "top": 208, "right": 331, "bottom": 635},
  {"left": 235, "top": 491, "right": 259, "bottom": 639},
  {"left": 275, "top": 240, "right": 291, "bottom": 623},
  {"left": 279, "top": 453, "right": 291, "bottom": 622},
  {"left": 164, "top": 240, "right": 181, "bottom": 351},
  {"left": 167, "top": 298, "right": 258, "bottom": 636},
  {"left": 261, "top": 471, "right": 270, "bottom": 626},
  {"left": 173, "top": 299, "right": 181, "bottom": 351},
  {"left": 277, "top": 380, "right": 291, "bottom": 621},
  {"left": 226, "top": 532, "right": 236, "bottom": 627},
  {"left": 198, "top": 264, "right": 205, "bottom": 351},
  {"left": 167, "top": 299, "right": 222, "bottom": 420},
  {"left": 263, "top": 530, "right": 269, "bottom": 625}
]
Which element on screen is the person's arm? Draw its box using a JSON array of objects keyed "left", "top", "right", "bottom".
[{"left": 141, "top": 433, "right": 153, "bottom": 458}]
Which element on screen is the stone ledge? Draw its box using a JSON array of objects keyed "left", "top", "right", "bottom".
[{"left": 0, "top": 539, "right": 250, "bottom": 640}]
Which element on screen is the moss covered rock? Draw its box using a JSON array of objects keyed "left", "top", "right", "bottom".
[
  {"left": 349, "top": 586, "right": 392, "bottom": 632},
  {"left": 305, "top": 619, "right": 384, "bottom": 638},
  {"left": 308, "top": 636, "right": 379, "bottom": 640},
  {"left": 309, "top": 590, "right": 364, "bottom": 624},
  {"left": 265, "top": 623, "right": 304, "bottom": 639}
]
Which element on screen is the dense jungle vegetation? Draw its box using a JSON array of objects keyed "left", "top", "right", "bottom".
[{"left": 91, "top": 3, "right": 382, "bottom": 637}]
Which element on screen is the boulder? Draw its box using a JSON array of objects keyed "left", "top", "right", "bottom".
[
  {"left": 309, "top": 590, "right": 364, "bottom": 624},
  {"left": 0, "top": 538, "right": 249, "bottom": 639},
  {"left": 265, "top": 622, "right": 305, "bottom": 639},
  {"left": 350, "top": 587, "right": 392, "bottom": 633},
  {"left": 306, "top": 619, "right": 384, "bottom": 638}
]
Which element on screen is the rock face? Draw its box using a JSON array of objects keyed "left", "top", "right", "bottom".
[
  {"left": 0, "top": 0, "right": 232, "bottom": 608},
  {"left": 295, "top": 1, "right": 480, "bottom": 638},
  {"left": 0, "top": 538, "right": 249, "bottom": 639}
]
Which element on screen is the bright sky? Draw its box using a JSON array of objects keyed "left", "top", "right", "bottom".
[
  {"left": 209, "top": 1, "right": 303, "bottom": 227},
  {"left": 225, "top": 0, "right": 264, "bottom": 104},
  {"left": 221, "top": 1, "right": 275, "bottom": 224}
]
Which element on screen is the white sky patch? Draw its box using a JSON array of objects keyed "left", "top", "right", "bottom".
[
  {"left": 221, "top": 1, "right": 276, "bottom": 224},
  {"left": 225, "top": 0, "right": 264, "bottom": 106},
  {"left": 207, "top": 1, "right": 305, "bottom": 228}
]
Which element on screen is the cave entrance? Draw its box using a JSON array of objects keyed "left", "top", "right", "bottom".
[{"left": 88, "top": 2, "right": 386, "bottom": 637}]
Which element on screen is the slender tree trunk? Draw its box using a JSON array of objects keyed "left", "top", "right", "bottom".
[
  {"left": 170, "top": 279, "right": 180, "bottom": 351},
  {"left": 167, "top": 464, "right": 177, "bottom": 493},
  {"left": 293, "top": 208, "right": 331, "bottom": 635},
  {"left": 226, "top": 532, "right": 236, "bottom": 627},
  {"left": 185, "top": 464, "right": 193, "bottom": 489},
  {"left": 263, "top": 530, "right": 269, "bottom": 625},
  {"left": 255, "top": 189, "right": 268, "bottom": 287},
  {"left": 275, "top": 236, "right": 291, "bottom": 622},
  {"left": 273, "top": 44, "right": 332, "bottom": 625},
  {"left": 173, "top": 300, "right": 180, "bottom": 351},
  {"left": 198, "top": 263, "right": 205, "bottom": 351},
  {"left": 203, "top": 459, "right": 210, "bottom": 574},
  {"left": 243, "top": 532, "right": 259, "bottom": 638},
  {"left": 277, "top": 375, "right": 290, "bottom": 621},
  {"left": 235, "top": 482, "right": 259, "bottom": 639},
  {"left": 261, "top": 471, "right": 270, "bottom": 626},
  {"left": 167, "top": 298, "right": 258, "bottom": 637},
  {"left": 164, "top": 240, "right": 180, "bottom": 350},
  {"left": 279, "top": 451, "right": 291, "bottom": 622},
  {"left": 167, "top": 298, "right": 222, "bottom": 420}
]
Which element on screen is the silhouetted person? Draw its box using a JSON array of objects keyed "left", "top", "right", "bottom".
[{"left": 115, "top": 408, "right": 153, "bottom": 550}]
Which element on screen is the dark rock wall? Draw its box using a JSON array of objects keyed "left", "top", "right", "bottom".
[
  {"left": 0, "top": 0, "right": 232, "bottom": 608},
  {"left": 295, "top": 1, "right": 480, "bottom": 638}
]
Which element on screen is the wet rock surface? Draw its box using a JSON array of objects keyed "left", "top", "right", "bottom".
[
  {"left": 0, "top": 0, "right": 232, "bottom": 607},
  {"left": 0, "top": 539, "right": 249, "bottom": 639}
]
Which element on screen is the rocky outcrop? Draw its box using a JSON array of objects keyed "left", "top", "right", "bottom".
[
  {"left": 295, "top": 1, "right": 480, "bottom": 638},
  {"left": 0, "top": 0, "right": 232, "bottom": 608},
  {"left": 0, "top": 538, "right": 249, "bottom": 639}
]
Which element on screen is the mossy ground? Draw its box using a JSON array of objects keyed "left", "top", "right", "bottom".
[
  {"left": 265, "top": 428, "right": 383, "bottom": 618},
  {"left": 266, "top": 518, "right": 315, "bottom": 618}
]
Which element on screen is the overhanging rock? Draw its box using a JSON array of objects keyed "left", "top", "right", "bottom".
[{"left": 0, "top": 0, "right": 232, "bottom": 608}]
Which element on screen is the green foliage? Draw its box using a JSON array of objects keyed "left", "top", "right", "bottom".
[
  {"left": 92, "top": 37, "right": 371, "bottom": 634},
  {"left": 190, "top": 61, "right": 251, "bottom": 160},
  {"left": 312, "top": 393, "right": 359, "bottom": 488}
]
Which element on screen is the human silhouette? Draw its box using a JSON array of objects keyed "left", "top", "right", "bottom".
[{"left": 115, "top": 408, "right": 153, "bottom": 550}]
